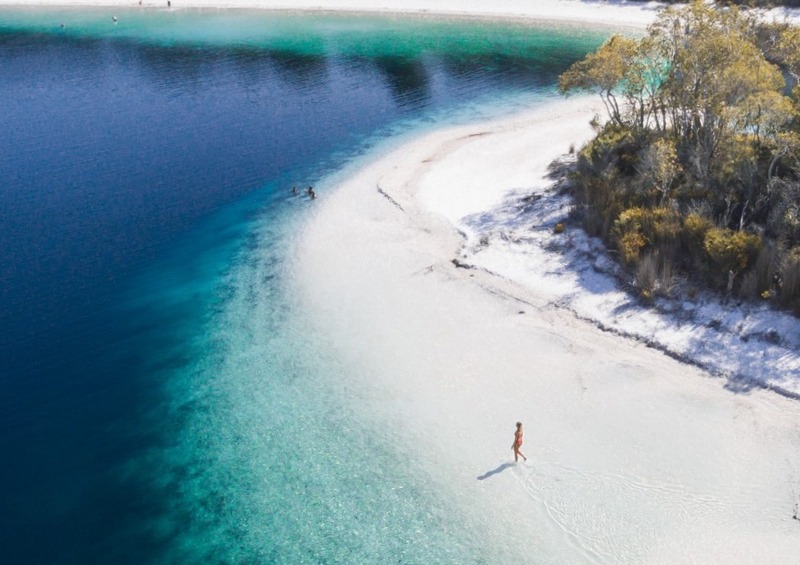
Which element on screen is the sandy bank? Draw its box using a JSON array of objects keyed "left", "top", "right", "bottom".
[
  {"left": 292, "top": 95, "right": 800, "bottom": 562},
  {"left": 0, "top": 0, "right": 662, "bottom": 29}
]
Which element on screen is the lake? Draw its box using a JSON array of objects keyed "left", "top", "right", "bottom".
[{"left": 0, "top": 7, "right": 607, "bottom": 563}]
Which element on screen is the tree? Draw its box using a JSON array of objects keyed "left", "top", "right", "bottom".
[
  {"left": 558, "top": 1, "right": 800, "bottom": 308},
  {"left": 637, "top": 137, "right": 679, "bottom": 204},
  {"left": 558, "top": 35, "right": 639, "bottom": 128},
  {"left": 650, "top": 2, "right": 785, "bottom": 190},
  {"left": 561, "top": 0, "right": 791, "bottom": 197}
]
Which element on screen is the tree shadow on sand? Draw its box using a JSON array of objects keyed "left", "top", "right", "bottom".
[{"left": 458, "top": 155, "right": 800, "bottom": 400}]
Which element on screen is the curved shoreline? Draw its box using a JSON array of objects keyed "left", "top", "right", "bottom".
[
  {"left": 0, "top": 0, "right": 661, "bottom": 29},
  {"left": 313, "top": 91, "right": 800, "bottom": 399},
  {"left": 11, "top": 1, "right": 794, "bottom": 396},
  {"left": 9, "top": 1, "right": 798, "bottom": 558},
  {"left": 291, "top": 92, "right": 800, "bottom": 561}
]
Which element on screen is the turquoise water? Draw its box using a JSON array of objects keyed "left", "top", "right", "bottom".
[{"left": 0, "top": 8, "right": 608, "bottom": 563}]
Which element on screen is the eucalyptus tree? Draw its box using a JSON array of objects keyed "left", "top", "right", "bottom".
[
  {"left": 560, "top": 0, "right": 794, "bottom": 212},
  {"left": 653, "top": 1, "right": 786, "bottom": 192},
  {"left": 558, "top": 34, "right": 640, "bottom": 129},
  {"left": 558, "top": 0, "right": 800, "bottom": 305}
]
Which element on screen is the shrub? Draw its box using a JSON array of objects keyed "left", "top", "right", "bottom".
[
  {"left": 581, "top": 209, "right": 606, "bottom": 238},
  {"left": 572, "top": 167, "right": 625, "bottom": 239},
  {"left": 781, "top": 204, "right": 800, "bottom": 245},
  {"left": 703, "top": 228, "right": 763, "bottom": 279},
  {"left": 765, "top": 177, "right": 800, "bottom": 245},
  {"left": 650, "top": 207, "right": 682, "bottom": 260},
  {"left": 636, "top": 137, "right": 679, "bottom": 204},
  {"left": 619, "top": 232, "right": 648, "bottom": 264},
  {"left": 683, "top": 212, "right": 714, "bottom": 244},
  {"left": 682, "top": 211, "right": 716, "bottom": 270},
  {"left": 579, "top": 124, "right": 636, "bottom": 173},
  {"left": 739, "top": 269, "right": 761, "bottom": 300},
  {"left": 614, "top": 206, "right": 682, "bottom": 265},
  {"left": 658, "top": 257, "right": 680, "bottom": 298},
  {"left": 752, "top": 245, "right": 777, "bottom": 295},
  {"left": 614, "top": 207, "right": 647, "bottom": 237},
  {"left": 636, "top": 252, "right": 658, "bottom": 299},
  {"left": 634, "top": 252, "right": 680, "bottom": 299},
  {"left": 780, "top": 248, "right": 800, "bottom": 305}
]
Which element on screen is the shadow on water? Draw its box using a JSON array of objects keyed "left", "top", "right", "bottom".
[{"left": 477, "top": 462, "right": 514, "bottom": 481}]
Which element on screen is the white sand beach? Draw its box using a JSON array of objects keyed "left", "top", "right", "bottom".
[
  {"left": 288, "top": 3, "right": 797, "bottom": 556},
  {"left": 10, "top": 0, "right": 799, "bottom": 561},
  {"left": 0, "top": 0, "right": 662, "bottom": 29},
  {"left": 291, "top": 91, "right": 800, "bottom": 562}
]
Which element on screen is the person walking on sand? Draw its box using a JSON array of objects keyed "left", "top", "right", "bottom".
[{"left": 512, "top": 421, "right": 527, "bottom": 462}]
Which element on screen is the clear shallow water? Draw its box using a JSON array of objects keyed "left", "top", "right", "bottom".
[{"left": 0, "top": 8, "right": 607, "bottom": 563}]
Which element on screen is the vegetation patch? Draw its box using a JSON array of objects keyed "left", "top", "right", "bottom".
[{"left": 559, "top": 0, "right": 800, "bottom": 314}]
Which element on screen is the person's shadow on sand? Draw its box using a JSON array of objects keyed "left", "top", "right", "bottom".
[{"left": 477, "top": 462, "right": 513, "bottom": 480}]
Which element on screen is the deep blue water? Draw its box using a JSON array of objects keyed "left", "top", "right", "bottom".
[{"left": 0, "top": 8, "right": 607, "bottom": 563}]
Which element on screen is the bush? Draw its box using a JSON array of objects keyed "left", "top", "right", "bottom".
[
  {"left": 658, "top": 257, "right": 680, "bottom": 298},
  {"left": 683, "top": 212, "right": 714, "bottom": 244},
  {"left": 636, "top": 252, "right": 658, "bottom": 299},
  {"left": 574, "top": 124, "right": 643, "bottom": 234},
  {"left": 650, "top": 207, "right": 682, "bottom": 259},
  {"left": 576, "top": 171, "right": 626, "bottom": 239},
  {"left": 780, "top": 248, "right": 800, "bottom": 305},
  {"left": 703, "top": 228, "right": 763, "bottom": 280},
  {"left": 614, "top": 207, "right": 647, "bottom": 236},
  {"left": 579, "top": 124, "right": 636, "bottom": 175},
  {"left": 681, "top": 211, "right": 716, "bottom": 270},
  {"left": 619, "top": 232, "right": 648, "bottom": 264},
  {"left": 739, "top": 269, "right": 761, "bottom": 300},
  {"left": 737, "top": 245, "right": 777, "bottom": 301},
  {"left": 766, "top": 177, "right": 800, "bottom": 245},
  {"left": 635, "top": 251, "right": 680, "bottom": 299},
  {"left": 613, "top": 206, "right": 682, "bottom": 265}
]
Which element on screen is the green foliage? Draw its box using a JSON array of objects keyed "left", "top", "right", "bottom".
[
  {"left": 637, "top": 137, "right": 679, "bottom": 204},
  {"left": 683, "top": 212, "right": 714, "bottom": 242},
  {"left": 571, "top": 124, "right": 641, "bottom": 238},
  {"left": 614, "top": 207, "right": 648, "bottom": 238},
  {"left": 559, "top": 35, "right": 639, "bottom": 127},
  {"left": 766, "top": 177, "right": 800, "bottom": 244},
  {"left": 651, "top": 207, "right": 683, "bottom": 249},
  {"left": 578, "top": 123, "right": 638, "bottom": 172},
  {"left": 559, "top": 0, "right": 800, "bottom": 313},
  {"left": 635, "top": 251, "right": 659, "bottom": 299},
  {"left": 617, "top": 231, "right": 647, "bottom": 265},
  {"left": 780, "top": 248, "right": 800, "bottom": 308},
  {"left": 613, "top": 206, "right": 683, "bottom": 264},
  {"left": 703, "top": 227, "right": 762, "bottom": 275},
  {"left": 682, "top": 212, "right": 715, "bottom": 264},
  {"left": 559, "top": 35, "right": 638, "bottom": 95}
]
